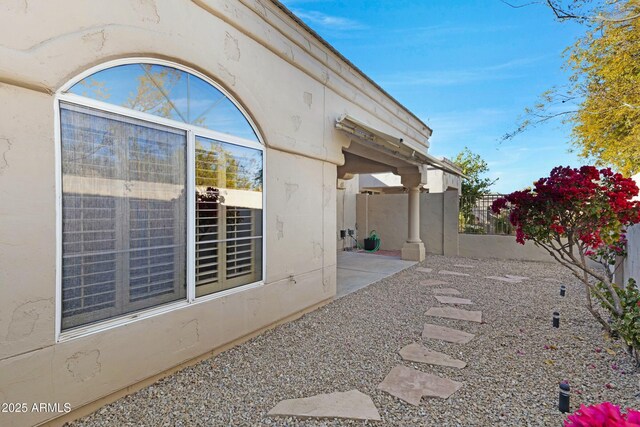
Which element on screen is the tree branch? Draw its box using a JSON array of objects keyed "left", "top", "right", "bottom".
[{"left": 500, "top": 0, "right": 540, "bottom": 9}]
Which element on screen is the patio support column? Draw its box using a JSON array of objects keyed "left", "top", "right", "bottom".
[
  {"left": 400, "top": 171, "right": 426, "bottom": 262},
  {"left": 407, "top": 186, "right": 421, "bottom": 243}
]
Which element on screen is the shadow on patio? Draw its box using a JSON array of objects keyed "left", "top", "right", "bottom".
[{"left": 336, "top": 250, "right": 417, "bottom": 298}]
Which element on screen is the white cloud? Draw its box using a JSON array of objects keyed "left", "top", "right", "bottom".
[
  {"left": 291, "top": 9, "right": 367, "bottom": 31},
  {"left": 425, "top": 108, "right": 506, "bottom": 146},
  {"left": 378, "top": 56, "right": 547, "bottom": 87}
]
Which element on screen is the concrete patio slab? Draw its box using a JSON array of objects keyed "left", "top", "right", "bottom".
[
  {"left": 399, "top": 343, "right": 467, "bottom": 368},
  {"left": 439, "top": 270, "right": 470, "bottom": 277},
  {"left": 422, "top": 324, "right": 475, "bottom": 344},
  {"left": 337, "top": 252, "right": 416, "bottom": 298},
  {"left": 268, "top": 390, "right": 381, "bottom": 421},
  {"left": 426, "top": 307, "right": 483, "bottom": 323},
  {"left": 433, "top": 288, "right": 461, "bottom": 295},
  {"left": 377, "top": 365, "right": 463, "bottom": 405},
  {"left": 416, "top": 267, "right": 433, "bottom": 273},
  {"left": 420, "top": 279, "right": 449, "bottom": 286},
  {"left": 435, "top": 295, "right": 473, "bottom": 305}
]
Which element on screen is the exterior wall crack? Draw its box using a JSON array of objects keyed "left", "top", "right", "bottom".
[
  {"left": 4, "top": 298, "right": 52, "bottom": 342},
  {"left": 65, "top": 350, "right": 102, "bottom": 382},
  {"left": 0, "top": 137, "right": 11, "bottom": 175}
]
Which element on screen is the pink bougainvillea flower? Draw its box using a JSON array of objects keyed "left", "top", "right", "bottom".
[
  {"left": 626, "top": 408, "right": 640, "bottom": 425},
  {"left": 564, "top": 402, "right": 625, "bottom": 427}
]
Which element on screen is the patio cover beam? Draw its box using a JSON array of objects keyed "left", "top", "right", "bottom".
[{"left": 335, "top": 114, "right": 465, "bottom": 178}]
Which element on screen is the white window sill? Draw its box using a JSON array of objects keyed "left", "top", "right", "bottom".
[{"left": 57, "top": 281, "right": 264, "bottom": 343}]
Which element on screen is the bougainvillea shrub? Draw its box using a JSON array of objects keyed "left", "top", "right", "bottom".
[
  {"left": 492, "top": 166, "right": 640, "bottom": 361},
  {"left": 564, "top": 402, "right": 640, "bottom": 426}
]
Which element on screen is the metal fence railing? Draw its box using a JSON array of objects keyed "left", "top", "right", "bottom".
[{"left": 459, "top": 194, "right": 515, "bottom": 235}]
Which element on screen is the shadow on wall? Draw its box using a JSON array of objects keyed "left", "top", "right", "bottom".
[{"left": 355, "top": 191, "right": 458, "bottom": 256}]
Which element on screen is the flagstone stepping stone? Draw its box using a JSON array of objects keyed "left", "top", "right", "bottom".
[
  {"left": 439, "top": 270, "right": 470, "bottom": 277},
  {"left": 485, "top": 276, "right": 522, "bottom": 283},
  {"left": 505, "top": 274, "right": 529, "bottom": 280},
  {"left": 433, "top": 288, "right": 461, "bottom": 295},
  {"left": 399, "top": 343, "right": 467, "bottom": 368},
  {"left": 267, "top": 390, "right": 381, "bottom": 421},
  {"left": 420, "top": 279, "right": 448, "bottom": 286},
  {"left": 416, "top": 267, "right": 433, "bottom": 273},
  {"left": 426, "top": 307, "right": 483, "bottom": 323},
  {"left": 454, "top": 264, "right": 475, "bottom": 269},
  {"left": 435, "top": 295, "right": 474, "bottom": 305},
  {"left": 422, "top": 323, "right": 475, "bottom": 344},
  {"left": 377, "top": 365, "right": 463, "bottom": 406}
]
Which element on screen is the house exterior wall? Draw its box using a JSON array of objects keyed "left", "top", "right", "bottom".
[
  {"left": 622, "top": 173, "right": 640, "bottom": 286},
  {"left": 358, "top": 169, "right": 461, "bottom": 195},
  {"left": 355, "top": 192, "right": 459, "bottom": 256},
  {"left": 0, "top": 1, "right": 432, "bottom": 425},
  {"left": 623, "top": 224, "right": 640, "bottom": 285},
  {"left": 336, "top": 176, "right": 359, "bottom": 252},
  {"left": 425, "top": 167, "right": 462, "bottom": 194}
]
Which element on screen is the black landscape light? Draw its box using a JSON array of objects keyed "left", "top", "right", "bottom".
[
  {"left": 560, "top": 285, "right": 566, "bottom": 297},
  {"left": 559, "top": 382, "right": 570, "bottom": 413},
  {"left": 553, "top": 311, "right": 560, "bottom": 328}
]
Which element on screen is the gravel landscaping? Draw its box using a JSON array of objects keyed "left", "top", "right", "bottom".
[{"left": 71, "top": 255, "right": 639, "bottom": 426}]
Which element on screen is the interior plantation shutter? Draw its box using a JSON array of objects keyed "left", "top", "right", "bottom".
[{"left": 60, "top": 103, "right": 187, "bottom": 329}]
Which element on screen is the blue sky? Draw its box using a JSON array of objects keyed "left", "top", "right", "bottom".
[{"left": 281, "top": 0, "right": 587, "bottom": 193}]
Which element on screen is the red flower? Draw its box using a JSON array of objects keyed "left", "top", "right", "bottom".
[
  {"left": 498, "top": 165, "right": 640, "bottom": 251},
  {"left": 564, "top": 402, "right": 631, "bottom": 427},
  {"left": 491, "top": 197, "right": 508, "bottom": 214}
]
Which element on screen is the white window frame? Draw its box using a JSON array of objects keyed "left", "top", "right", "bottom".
[{"left": 54, "top": 58, "right": 266, "bottom": 342}]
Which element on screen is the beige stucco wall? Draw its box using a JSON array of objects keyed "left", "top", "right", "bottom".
[
  {"left": 336, "top": 176, "right": 359, "bottom": 251},
  {"left": 355, "top": 192, "right": 459, "bottom": 256},
  {"left": 459, "top": 234, "right": 554, "bottom": 262},
  {"left": 0, "top": 1, "right": 432, "bottom": 425}
]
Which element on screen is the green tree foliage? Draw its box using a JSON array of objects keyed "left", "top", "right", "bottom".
[
  {"left": 195, "top": 141, "right": 260, "bottom": 191},
  {"left": 454, "top": 147, "right": 497, "bottom": 198},
  {"left": 504, "top": 0, "right": 640, "bottom": 176},
  {"left": 454, "top": 147, "right": 497, "bottom": 233}
]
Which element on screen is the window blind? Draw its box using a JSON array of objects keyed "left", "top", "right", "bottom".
[{"left": 60, "top": 103, "right": 187, "bottom": 329}]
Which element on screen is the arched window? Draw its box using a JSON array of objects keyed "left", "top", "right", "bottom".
[{"left": 57, "top": 60, "right": 264, "bottom": 332}]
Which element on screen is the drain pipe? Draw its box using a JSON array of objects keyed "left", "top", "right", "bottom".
[{"left": 365, "top": 193, "right": 369, "bottom": 241}]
